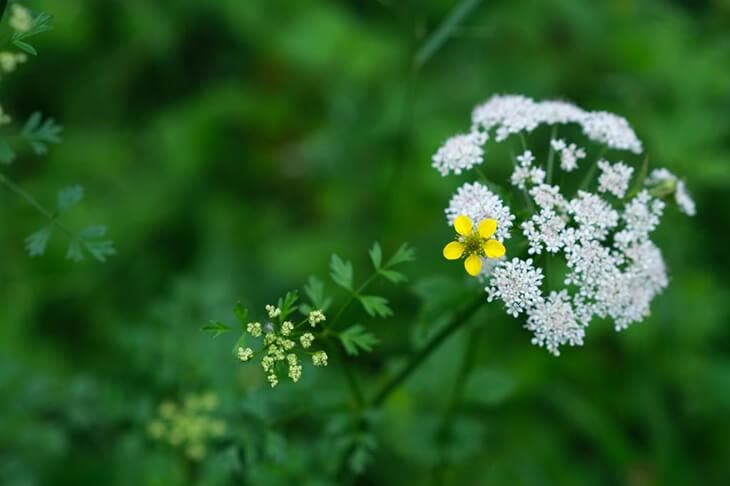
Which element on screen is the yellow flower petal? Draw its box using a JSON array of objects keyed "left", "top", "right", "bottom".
[
  {"left": 478, "top": 218, "right": 497, "bottom": 239},
  {"left": 442, "top": 241, "right": 465, "bottom": 260},
  {"left": 454, "top": 215, "right": 473, "bottom": 237},
  {"left": 483, "top": 239, "right": 506, "bottom": 259},
  {"left": 464, "top": 254, "right": 482, "bottom": 276}
]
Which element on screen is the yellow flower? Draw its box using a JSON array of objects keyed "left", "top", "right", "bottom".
[{"left": 442, "top": 214, "right": 506, "bottom": 276}]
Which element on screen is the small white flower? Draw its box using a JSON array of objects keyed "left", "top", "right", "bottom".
[
  {"left": 521, "top": 208, "right": 566, "bottom": 255},
  {"left": 675, "top": 180, "right": 696, "bottom": 217},
  {"left": 308, "top": 310, "right": 326, "bottom": 327},
  {"left": 265, "top": 304, "right": 281, "bottom": 319},
  {"left": 580, "top": 111, "right": 643, "bottom": 154},
  {"left": 597, "top": 160, "right": 633, "bottom": 198},
  {"left": 300, "top": 332, "right": 314, "bottom": 349},
  {"left": 446, "top": 182, "right": 515, "bottom": 241},
  {"left": 567, "top": 191, "right": 619, "bottom": 242},
  {"left": 236, "top": 347, "right": 253, "bottom": 362},
  {"left": 511, "top": 150, "right": 545, "bottom": 190},
  {"left": 525, "top": 291, "right": 584, "bottom": 356},
  {"left": 280, "top": 321, "right": 294, "bottom": 336},
  {"left": 312, "top": 350, "right": 328, "bottom": 367},
  {"left": 432, "top": 131, "right": 487, "bottom": 176},
  {"left": 246, "top": 322, "right": 262, "bottom": 337},
  {"left": 550, "top": 138, "right": 586, "bottom": 172},
  {"left": 486, "top": 258, "right": 544, "bottom": 317}
]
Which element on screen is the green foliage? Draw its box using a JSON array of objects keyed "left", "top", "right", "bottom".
[
  {"left": 3, "top": 1, "right": 729, "bottom": 484},
  {"left": 201, "top": 320, "right": 232, "bottom": 338},
  {"left": 21, "top": 112, "right": 62, "bottom": 155},
  {"left": 329, "top": 254, "right": 354, "bottom": 291},
  {"left": 357, "top": 294, "right": 392, "bottom": 318},
  {"left": 338, "top": 325, "right": 379, "bottom": 356},
  {"left": 276, "top": 290, "right": 299, "bottom": 321},
  {"left": 302, "top": 276, "right": 332, "bottom": 312}
]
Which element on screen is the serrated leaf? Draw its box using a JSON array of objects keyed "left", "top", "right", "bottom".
[
  {"left": 234, "top": 302, "right": 248, "bottom": 325},
  {"left": 12, "top": 40, "right": 36, "bottom": 56},
  {"left": 330, "top": 254, "right": 354, "bottom": 291},
  {"left": 358, "top": 295, "right": 393, "bottom": 318},
  {"left": 368, "top": 242, "right": 382, "bottom": 269},
  {"left": 25, "top": 226, "right": 52, "bottom": 257},
  {"left": 57, "top": 185, "right": 84, "bottom": 213},
  {"left": 379, "top": 269, "right": 407, "bottom": 284},
  {"left": 386, "top": 242, "right": 416, "bottom": 267},
  {"left": 0, "top": 138, "right": 16, "bottom": 164},
  {"left": 12, "top": 11, "right": 53, "bottom": 41},
  {"left": 83, "top": 239, "right": 116, "bottom": 262},
  {"left": 304, "top": 275, "right": 332, "bottom": 311},
  {"left": 339, "top": 325, "right": 379, "bottom": 356},
  {"left": 277, "top": 290, "right": 299, "bottom": 320},
  {"left": 201, "top": 320, "right": 232, "bottom": 338},
  {"left": 21, "top": 111, "right": 62, "bottom": 155}
]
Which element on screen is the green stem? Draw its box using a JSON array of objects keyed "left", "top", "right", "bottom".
[
  {"left": 546, "top": 126, "right": 557, "bottom": 184},
  {"left": 0, "top": 172, "right": 75, "bottom": 238},
  {"left": 371, "top": 293, "right": 484, "bottom": 406},
  {"left": 578, "top": 145, "right": 608, "bottom": 192}
]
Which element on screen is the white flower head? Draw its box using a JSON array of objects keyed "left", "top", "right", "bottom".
[
  {"left": 446, "top": 182, "right": 515, "bottom": 241},
  {"left": 526, "top": 291, "right": 584, "bottom": 356},
  {"left": 597, "top": 160, "right": 633, "bottom": 198},
  {"left": 432, "top": 131, "right": 488, "bottom": 176},
  {"left": 551, "top": 138, "right": 586, "bottom": 172},
  {"left": 486, "top": 258, "right": 544, "bottom": 317},
  {"left": 471, "top": 94, "right": 642, "bottom": 153}
]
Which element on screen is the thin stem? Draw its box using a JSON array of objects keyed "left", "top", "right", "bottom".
[
  {"left": 371, "top": 293, "right": 484, "bottom": 406},
  {"left": 578, "top": 145, "right": 608, "bottom": 192},
  {"left": 0, "top": 172, "right": 75, "bottom": 237},
  {"left": 546, "top": 126, "right": 557, "bottom": 184}
]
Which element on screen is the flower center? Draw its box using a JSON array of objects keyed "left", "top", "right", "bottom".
[{"left": 462, "top": 231, "right": 485, "bottom": 256}]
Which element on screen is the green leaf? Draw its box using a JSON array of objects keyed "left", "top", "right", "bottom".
[
  {"left": 201, "top": 320, "right": 232, "bottom": 338},
  {"left": 83, "top": 239, "right": 116, "bottom": 262},
  {"left": 368, "top": 242, "right": 382, "bottom": 269},
  {"left": 386, "top": 242, "right": 416, "bottom": 267},
  {"left": 21, "top": 112, "right": 62, "bottom": 155},
  {"left": 348, "top": 434, "right": 377, "bottom": 475},
  {"left": 25, "top": 226, "right": 53, "bottom": 257},
  {"left": 231, "top": 334, "right": 247, "bottom": 355},
  {"left": 358, "top": 295, "right": 393, "bottom": 318},
  {"left": 0, "top": 138, "right": 16, "bottom": 164},
  {"left": 330, "top": 254, "right": 354, "bottom": 291},
  {"left": 234, "top": 302, "right": 248, "bottom": 325},
  {"left": 12, "top": 39, "right": 36, "bottom": 56},
  {"left": 66, "top": 239, "right": 84, "bottom": 262},
  {"left": 379, "top": 269, "right": 407, "bottom": 284},
  {"left": 12, "top": 11, "right": 53, "bottom": 41},
  {"left": 339, "top": 325, "right": 379, "bottom": 356},
  {"left": 303, "top": 275, "right": 332, "bottom": 311},
  {"left": 277, "top": 290, "right": 299, "bottom": 320},
  {"left": 57, "top": 185, "right": 84, "bottom": 213}
]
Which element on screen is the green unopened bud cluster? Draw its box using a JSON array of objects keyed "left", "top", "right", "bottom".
[
  {"left": 146, "top": 392, "right": 226, "bottom": 461},
  {"left": 236, "top": 302, "right": 329, "bottom": 388}
]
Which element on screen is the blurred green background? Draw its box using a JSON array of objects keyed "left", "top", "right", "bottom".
[{"left": 1, "top": 0, "right": 730, "bottom": 484}]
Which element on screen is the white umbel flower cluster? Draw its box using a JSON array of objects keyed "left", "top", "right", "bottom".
[
  {"left": 432, "top": 131, "right": 487, "bottom": 175},
  {"left": 436, "top": 94, "right": 694, "bottom": 356}
]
